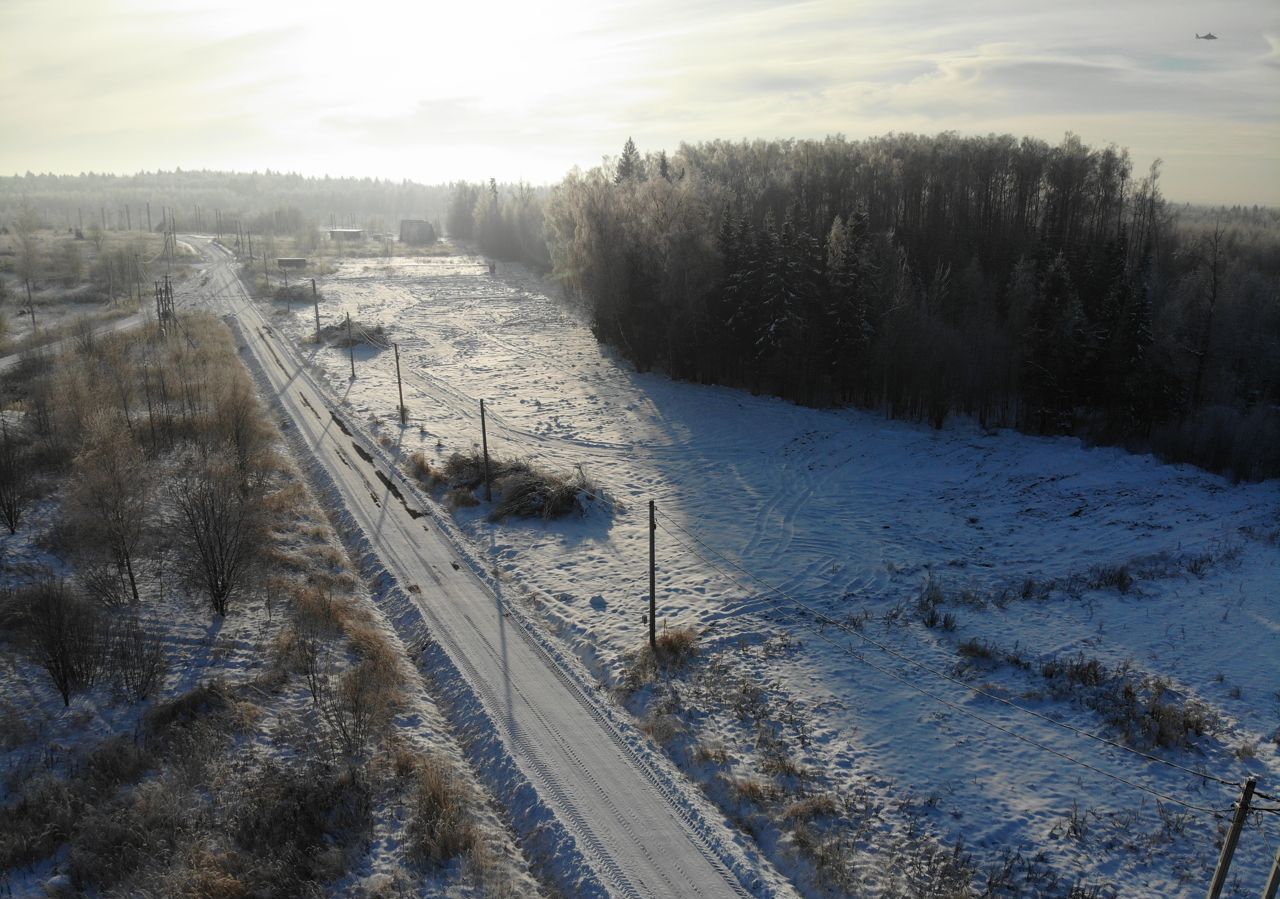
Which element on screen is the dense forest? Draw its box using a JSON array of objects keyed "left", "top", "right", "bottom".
[
  {"left": 521, "top": 135, "right": 1279, "bottom": 481},
  {"left": 4, "top": 144, "right": 1278, "bottom": 481}
]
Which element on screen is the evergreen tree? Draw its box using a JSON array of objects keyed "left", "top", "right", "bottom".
[{"left": 615, "top": 138, "right": 646, "bottom": 184}]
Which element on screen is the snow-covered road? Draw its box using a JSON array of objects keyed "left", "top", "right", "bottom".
[{"left": 191, "top": 238, "right": 795, "bottom": 899}]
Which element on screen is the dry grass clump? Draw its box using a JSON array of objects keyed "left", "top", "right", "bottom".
[
  {"left": 440, "top": 450, "right": 602, "bottom": 521},
  {"left": 0, "top": 773, "right": 78, "bottom": 872},
  {"left": 781, "top": 793, "right": 839, "bottom": 823},
  {"left": 623, "top": 626, "right": 700, "bottom": 691},
  {"left": 403, "top": 754, "right": 481, "bottom": 868},
  {"left": 317, "top": 319, "right": 386, "bottom": 348},
  {"left": 229, "top": 759, "right": 372, "bottom": 888},
  {"left": 692, "top": 743, "right": 729, "bottom": 766},
  {"left": 641, "top": 710, "right": 683, "bottom": 745},
  {"left": 729, "top": 775, "right": 780, "bottom": 804},
  {"left": 406, "top": 450, "right": 443, "bottom": 489},
  {"left": 445, "top": 485, "right": 479, "bottom": 510}
]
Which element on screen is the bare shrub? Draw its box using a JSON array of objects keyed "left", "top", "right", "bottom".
[
  {"left": 168, "top": 450, "right": 268, "bottom": 617},
  {"left": 205, "top": 368, "right": 274, "bottom": 473},
  {"left": 0, "top": 420, "right": 34, "bottom": 534},
  {"left": 405, "top": 755, "right": 480, "bottom": 868},
  {"left": 66, "top": 412, "right": 152, "bottom": 603},
  {"left": 77, "top": 557, "right": 136, "bottom": 608},
  {"left": 316, "top": 657, "right": 399, "bottom": 757},
  {"left": 21, "top": 579, "right": 111, "bottom": 705},
  {"left": 231, "top": 759, "right": 372, "bottom": 886},
  {"left": 108, "top": 615, "right": 168, "bottom": 701}
]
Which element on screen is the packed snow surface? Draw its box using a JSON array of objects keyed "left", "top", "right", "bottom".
[{"left": 267, "top": 250, "right": 1280, "bottom": 896}]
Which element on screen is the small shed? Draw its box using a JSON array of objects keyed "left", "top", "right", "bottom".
[
  {"left": 328, "top": 228, "right": 364, "bottom": 240},
  {"left": 399, "top": 219, "right": 437, "bottom": 245},
  {"left": 276, "top": 257, "right": 308, "bottom": 269}
]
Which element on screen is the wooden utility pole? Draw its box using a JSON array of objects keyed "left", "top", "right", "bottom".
[
  {"left": 312, "top": 280, "right": 320, "bottom": 343},
  {"left": 146, "top": 202, "right": 152, "bottom": 233},
  {"left": 346, "top": 312, "right": 355, "bottom": 379},
  {"left": 394, "top": 343, "right": 406, "bottom": 425},
  {"left": 480, "top": 399, "right": 492, "bottom": 502},
  {"left": 1264, "top": 843, "right": 1280, "bottom": 899},
  {"left": 25, "top": 280, "right": 36, "bottom": 333},
  {"left": 1208, "top": 777, "right": 1255, "bottom": 899},
  {"left": 649, "top": 500, "right": 657, "bottom": 650}
]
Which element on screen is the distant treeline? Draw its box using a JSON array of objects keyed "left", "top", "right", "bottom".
[
  {"left": 0, "top": 169, "right": 452, "bottom": 240},
  {"left": 508, "top": 134, "right": 1276, "bottom": 481}
]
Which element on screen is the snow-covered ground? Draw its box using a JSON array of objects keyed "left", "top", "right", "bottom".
[{"left": 267, "top": 249, "right": 1280, "bottom": 896}]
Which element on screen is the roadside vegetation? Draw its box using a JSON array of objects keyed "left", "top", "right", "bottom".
[
  {"left": 407, "top": 448, "right": 606, "bottom": 522},
  {"left": 0, "top": 312, "right": 539, "bottom": 897}
]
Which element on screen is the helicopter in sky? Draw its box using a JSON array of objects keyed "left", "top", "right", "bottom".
[{"left": 1196, "top": 32, "right": 1218, "bottom": 39}]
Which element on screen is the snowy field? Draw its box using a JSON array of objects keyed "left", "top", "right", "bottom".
[{"left": 267, "top": 250, "right": 1280, "bottom": 896}]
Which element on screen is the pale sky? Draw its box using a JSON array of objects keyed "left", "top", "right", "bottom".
[{"left": 1, "top": 0, "right": 1277, "bottom": 205}]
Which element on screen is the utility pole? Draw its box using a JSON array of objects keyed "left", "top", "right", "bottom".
[
  {"left": 649, "top": 500, "right": 657, "bottom": 650},
  {"left": 394, "top": 342, "right": 406, "bottom": 425},
  {"left": 146, "top": 202, "right": 152, "bottom": 233},
  {"left": 1264, "top": 843, "right": 1280, "bottom": 899},
  {"left": 312, "top": 280, "right": 320, "bottom": 343},
  {"left": 346, "top": 312, "right": 355, "bottom": 379},
  {"left": 1208, "top": 777, "right": 1255, "bottom": 899},
  {"left": 1263, "top": 842, "right": 1280, "bottom": 899},
  {"left": 480, "top": 399, "right": 492, "bottom": 502},
  {"left": 24, "top": 280, "right": 35, "bottom": 333}
]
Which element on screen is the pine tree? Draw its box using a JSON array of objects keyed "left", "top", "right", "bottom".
[{"left": 615, "top": 138, "right": 646, "bottom": 184}]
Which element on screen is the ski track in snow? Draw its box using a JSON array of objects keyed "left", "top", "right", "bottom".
[{"left": 244, "top": 248, "right": 1278, "bottom": 896}]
